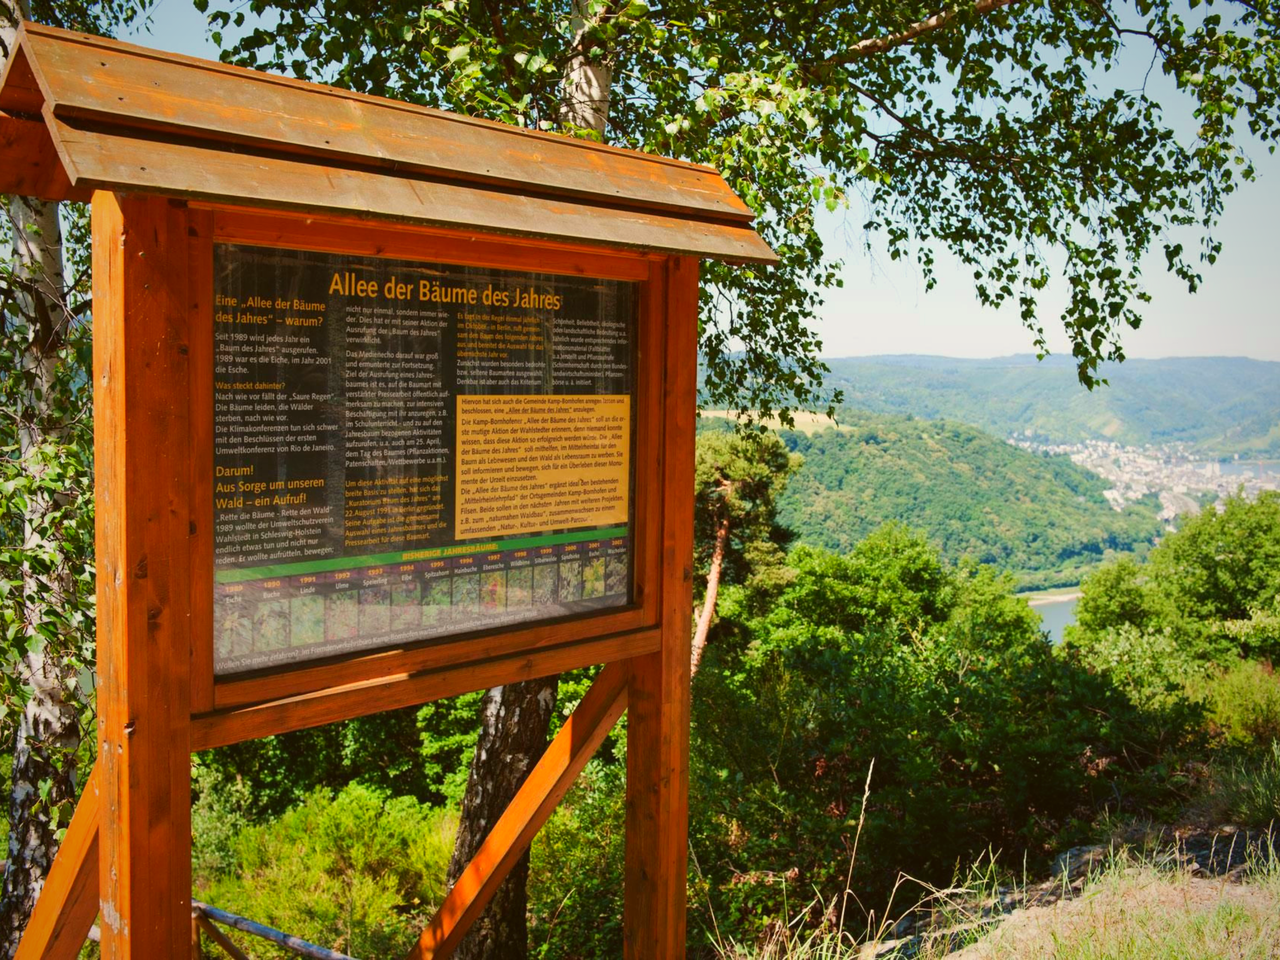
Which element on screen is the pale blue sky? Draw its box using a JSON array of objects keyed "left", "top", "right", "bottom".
[{"left": 129, "top": 0, "right": 1280, "bottom": 362}]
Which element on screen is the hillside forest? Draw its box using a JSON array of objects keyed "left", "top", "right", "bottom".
[
  {"left": 821, "top": 355, "right": 1280, "bottom": 458},
  {"left": 699, "top": 415, "right": 1166, "bottom": 589}
]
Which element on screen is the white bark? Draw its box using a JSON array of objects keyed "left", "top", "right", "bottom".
[
  {"left": 560, "top": 0, "right": 612, "bottom": 135},
  {"left": 0, "top": 3, "right": 84, "bottom": 953}
]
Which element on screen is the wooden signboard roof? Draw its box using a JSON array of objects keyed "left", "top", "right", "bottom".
[{"left": 0, "top": 22, "right": 776, "bottom": 263}]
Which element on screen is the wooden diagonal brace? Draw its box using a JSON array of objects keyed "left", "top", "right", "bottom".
[
  {"left": 14, "top": 762, "right": 100, "bottom": 960},
  {"left": 406, "top": 660, "right": 630, "bottom": 960}
]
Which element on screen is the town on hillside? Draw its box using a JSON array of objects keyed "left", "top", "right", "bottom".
[{"left": 1009, "top": 437, "right": 1280, "bottom": 521}]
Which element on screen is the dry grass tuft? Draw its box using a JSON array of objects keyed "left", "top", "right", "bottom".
[{"left": 716, "top": 840, "right": 1280, "bottom": 960}]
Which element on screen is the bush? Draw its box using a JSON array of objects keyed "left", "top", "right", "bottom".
[
  {"left": 1063, "top": 623, "right": 1209, "bottom": 717},
  {"left": 688, "top": 530, "right": 1181, "bottom": 945},
  {"left": 196, "top": 784, "right": 456, "bottom": 958},
  {"left": 191, "top": 758, "right": 254, "bottom": 886},
  {"left": 1197, "top": 661, "right": 1280, "bottom": 749}
]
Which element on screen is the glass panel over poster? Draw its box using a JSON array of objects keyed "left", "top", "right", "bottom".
[{"left": 211, "top": 244, "right": 636, "bottom": 676}]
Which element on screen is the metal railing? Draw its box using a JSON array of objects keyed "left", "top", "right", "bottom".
[{"left": 192, "top": 901, "right": 358, "bottom": 960}]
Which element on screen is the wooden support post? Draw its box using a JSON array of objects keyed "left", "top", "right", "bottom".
[
  {"left": 93, "top": 192, "right": 195, "bottom": 960},
  {"left": 13, "top": 764, "right": 101, "bottom": 960},
  {"left": 406, "top": 661, "right": 630, "bottom": 960},
  {"left": 192, "top": 911, "right": 203, "bottom": 960},
  {"left": 623, "top": 256, "right": 698, "bottom": 960},
  {"left": 192, "top": 913, "right": 251, "bottom": 960}
]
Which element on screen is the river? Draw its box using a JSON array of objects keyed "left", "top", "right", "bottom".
[{"left": 1025, "top": 594, "right": 1079, "bottom": 644}]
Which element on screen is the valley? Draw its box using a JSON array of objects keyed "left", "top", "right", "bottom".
[{"left": 703, "top": 353, "right": 1280, "bottom": 590}]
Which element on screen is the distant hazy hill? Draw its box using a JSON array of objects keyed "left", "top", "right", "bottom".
[
  {"left": 700, "top": 412, "right": 1164, "bottom": 588},
  {"left": 821, "top": 355, "right": 1280, "bottom": 456}
]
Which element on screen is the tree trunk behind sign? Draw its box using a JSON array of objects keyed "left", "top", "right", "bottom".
[
  {"left": 444, "top": 11, "right": 612, "bottom": 957},
  {"left": 0, "top": 187, "right": 84, "bottom": 960},
  {"left": 445, "top": 681, "right": 557, "bottom": 960},
  {"left": 0, "top": 7, "right": 86, "bottom": 952},
  {"left": 690, "top": 511, "right": 730, "bottom": 679}
]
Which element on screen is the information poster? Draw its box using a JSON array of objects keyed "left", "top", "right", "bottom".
[{"left": 212, "top": 245, "right": 635, "bottom": 675}]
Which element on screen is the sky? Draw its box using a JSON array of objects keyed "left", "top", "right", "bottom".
[{"left": 129, "top": 0, "right": 1280, "bottom": 363}]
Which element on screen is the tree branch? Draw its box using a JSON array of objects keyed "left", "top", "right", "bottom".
[
  {"left": 691, "top": 509, "right": 730, "bottom": 679},
  {"left": 827, "top": 0, "right": 1021, "bottom": 64}
]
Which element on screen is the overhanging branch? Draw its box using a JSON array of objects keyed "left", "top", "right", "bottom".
[{"left": 827, "top": 0, "right": 1021, "bottom": 63}]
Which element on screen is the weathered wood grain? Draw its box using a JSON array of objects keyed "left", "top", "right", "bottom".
[
  {"left": 624, "top": 256, "right": 697, "bottom": 960},
  {"left": 16, "top": 21, "right": 753, "bottom": 224},
  {"left": 0, "top": 111, "right": 82, "bottom": 201},
  {"left": 193, "top": 629, "right": 658, "bottom": 751},
  {"left": 93, "top": 191, "right": 194, "bottom": 960},
  {"left": 187, "top": 209, "right": 216, "bottom": 716},
  {"left": 0, "top": 45, "right": 45, "bottom": 114},
  {"left": 211, "top": 607, "right": 649, "bottom": 711},
  {"left": 12, "top": 765, "right": 100, "bottom": 960},
  {"left": 48, "top": 119, "right": 775, "bottom": 262}
]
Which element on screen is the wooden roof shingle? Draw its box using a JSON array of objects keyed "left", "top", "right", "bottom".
[{"left": 0, "top": 22, "right": 776, "bottom": 263}]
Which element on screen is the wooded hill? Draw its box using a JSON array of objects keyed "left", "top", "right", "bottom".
[
  {"left": 821, "top": 355, "right": 1280, "bottom": 457},
  {"left": 701, "top": 413, "right": 1165, "bottom": 588}
]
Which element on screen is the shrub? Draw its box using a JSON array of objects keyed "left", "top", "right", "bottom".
[
  {"left": 689, "top": 531, "right": 1183, "bottom": 944},
  {"left": 1196, "top": 661, "right": 1280, "bottom": 749},
  {"left": 1211, "top": 741, "right": 1280, "bottom": 830},
  {"left": 1063, "top": 623, "right": 1209, "bottom": 717},
  {"left": 191, "top": 758, "right": 254, "bottom": 886},
  {"left": 196, "top": 784, "right": 455, "bottom": 958}
]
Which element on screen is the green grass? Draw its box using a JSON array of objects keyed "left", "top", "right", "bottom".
[{"left": 951, "top": 850, "right": 1280, "bottom": 960}]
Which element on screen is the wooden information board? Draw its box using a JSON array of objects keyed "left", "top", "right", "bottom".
[
  {"left": 0, "top": 21, "right": 776, "bottom": 960},
  {"left": 212, "top": 246, "right": 637, "bottom": 675}
]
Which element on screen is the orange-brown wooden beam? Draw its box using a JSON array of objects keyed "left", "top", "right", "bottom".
[
  {"left": 405, "top": 660, "right": 630, "bottom": 960},
  {"left": 93, "top": 191, "right": 196, "bottom": 960},
  {"left": 0, "top": 111, "right": 84, "bottom": 202},
  {"left": 623, "top": 256, "right": 698, "bottom": 960},
  {"left": 13, "top": 765, "right": 101, "bottom": 960}
]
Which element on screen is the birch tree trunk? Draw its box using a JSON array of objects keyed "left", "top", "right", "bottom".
[
  {"left": 559, "top": 0, "right": 613, "bottom": 136},
  {"left": 444, "top": 681, "right": 557, "bottom": 960},
  {"left": 0, "top": 6, "right": 85, "bottom": 954},
  {"left": 443, "top": 11, "right": 615, "bottom": 956}
]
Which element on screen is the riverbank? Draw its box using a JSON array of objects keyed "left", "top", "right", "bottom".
[
  {"left": 1018, "top": 587, "right": 1082, "bottom": 644},
  {"left": 1017, "top": 586, "right": 1083, "bottom": 606}
]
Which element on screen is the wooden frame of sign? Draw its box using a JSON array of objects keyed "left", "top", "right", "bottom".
[{"left": 0, "top": 22, "right": 774, "bottom": 960}]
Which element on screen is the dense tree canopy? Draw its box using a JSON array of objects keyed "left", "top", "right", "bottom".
[
  {"left": 765, "top": 414, "right": 1163, "bottom": 586},
  {"left": 1070, "top": 489, "right": 1280, "bottom": 663},
  {"left": 202, "top": 0, "right": 1280, "bottom": 395}
]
